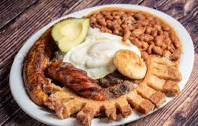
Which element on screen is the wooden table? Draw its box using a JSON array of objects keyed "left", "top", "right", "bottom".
[{"left": 0, "top": 0, "right": 198, "bottom": 126}]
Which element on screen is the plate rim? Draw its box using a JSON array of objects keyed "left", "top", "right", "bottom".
[{"left": 9, "top": 4, "right": 194, "bottom": 126}]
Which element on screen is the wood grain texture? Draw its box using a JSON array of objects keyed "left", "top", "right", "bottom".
[
  {"left": 0, "top": 0, "right": 198, "bottom": 126},
  {"left": 0, "top": 0, "right": 38, "bottom": 29}
]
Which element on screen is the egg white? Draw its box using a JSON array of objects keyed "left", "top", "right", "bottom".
[{"left": 63, "top": 28, "right": 141, "bottom": 79}]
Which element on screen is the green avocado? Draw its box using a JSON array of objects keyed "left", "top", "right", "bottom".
[{"left": 52, "top": 18, "right": 90, "bottom": 52}]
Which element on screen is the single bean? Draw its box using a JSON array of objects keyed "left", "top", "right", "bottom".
[
  {"left": 149, "top": 20, "right": 156, "bottom": 26},
  {"left": 112, "top": 23, "right": 121, "bottom": 30},
  {"left": 123, "top": 30, "right": 131, "bottom": 41},
  {"left": 114, "top": 15, "right": 120, "bottom": 19},
  {"left": 152, "top": 46, "right": 163, "bottom": 55},
  {"left": 121, "top": 24, "right": 128, "bottom": 30},
  {"left": 163, "top": 31, "right": 169, "bottom": 37},
  {"left": 90, "top": 17, "right": 96, "bottom": 24},
  {"left": 130, "top": 37, "right": 142, "bottom": 47},
  {"left": 94, "top": 23, "right": 102, "bottom": 29},
  {"left": 145, "top": 26, "right": 153, "bottom": 34},
  {"left": 141, "top": 51, "right": 149, "bottom": 60},
  {"left": 133, "top": 12, "right": 145, "bottom": 20},
  {"left": 113, "top": 29, "right": 120, "bottom": 35},
  {"left": 100, "top": 27, "right": 112, "bottom": 34},
  {"left": 116, "top": 11, "right": 125, "bottom": 15},
  {"left": 154, "top": 36, "right": 163, "bottom": 46},
  {"left": 169, "top": 31, "right": 176, "bottom": 41},
  {"left": 133, "top": 23, "right": 142, "bottom": 29},
  {"left": 164, "top": 37, "right": 171, "bottom": 45},
  {"left": 138, "top": 20, "right": 149, "bottom": 26},
  {"left": 101, "top": 11, "right": 110, "bottom": 16},
  {"left": 127, "top": 12, "right": 134, "bottom": 16},
  {"left": 105, "top": 15, "right": 113, "bottom": 20},
  {"left": 154, "top": 24, "right": 162, "bottom": 30},
  {"left": 132, "top": 27, "right": 145, "bottom": 36},
  {"left": 169, "top": 30, "right": 175, "bottom": 36},
  {"left": 106, "top": 20, "right": 113, "bottom": 29},
  {"left": 122, "top": 24, "right": 134, "bottom": 31},
  {"left": 142, "top": 42, "right": 149, "bottom": 50},
  {"left": 141, "top": 34, "right": 154, "bottom": 42},
  {"left": 151, "top": 29, "right": 158, "bottom": 37},
  {"left": 147, "top": 44, "right": 154, "bottom": 54},
  {"left": 97, "top": 18, "right": 107, "bottom": 26},
  {"left": 162, "top": 43, "right": 168, "bottom": 50},
  {"left": 154, "top": 18, "right": 161, "bottom": 25},
  {"left": 173, "top": 48, "right": 181, "bottom": 54},
  {"left": 158, "top": 30, "right": 164, "bottom": 35},
  {"left": 147, "top": 40, "right": 155, "bottom": 45},
  {"left": 123, "top": 17, "right": 135, "bottom": 25},
  {"left": 116, "top": 18, "right": 122, "bottom": 24},
  {"left": 173, "top": 38, "right": 181, "bottom": 48},
  {"left": 96, "top": 13, "right": 103, "bottom": 20},
  {"left": 121, "top": 14, "right": 127, "bottom": 21},
  {"left": 162, "top": 24, "right": 170, "bottom": 31},
  {"left": 146, "top": 15, "right": 154, "bottom": 20}
]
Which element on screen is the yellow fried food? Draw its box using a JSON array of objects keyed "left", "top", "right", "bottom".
[
  {"left": 113, "top": 49, "right": 147, "bottom": 79},
  {"left": 23, "top": 28, "right": 58, "bottom": 105}
]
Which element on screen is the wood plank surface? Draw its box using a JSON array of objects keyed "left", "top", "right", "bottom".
[
  {"left": 0, "top": 0, "right": 197, "bottom": 126},
  {"left": 0, "top": 0, "right": 38, "bottom": 29}
]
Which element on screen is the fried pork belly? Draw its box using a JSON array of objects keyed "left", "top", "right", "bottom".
[{"left": 145, "top": 56, "right": 182, "bottom": 96}]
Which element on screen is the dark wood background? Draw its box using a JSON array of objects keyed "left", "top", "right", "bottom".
[{"left": 0, "top": 0, "right": 198, "bottom": 126}]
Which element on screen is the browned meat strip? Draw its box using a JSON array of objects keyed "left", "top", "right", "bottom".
[
  {"left": 97, "top": 71, "right": 130, "bottom": 88},
  {"left": 103, "top": 80, "right": 134, "bottom": 99},
  {"left": 46, "top": 61, "right": 106, "bottom": 101}
]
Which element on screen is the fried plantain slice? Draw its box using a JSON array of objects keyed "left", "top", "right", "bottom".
[{"left": 23, "top": 28, "right": 58, "bottom": 105}]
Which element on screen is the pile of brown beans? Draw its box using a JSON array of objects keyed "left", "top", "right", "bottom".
[{"left": 88, "top": 10, "right": 182, "bottom": 61}]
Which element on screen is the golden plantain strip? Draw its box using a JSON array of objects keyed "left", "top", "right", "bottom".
[{"left": 23, "top": 28, "right": 58, "bottom": 105}]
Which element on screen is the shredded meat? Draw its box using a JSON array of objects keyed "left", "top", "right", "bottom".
[
  {"left": 103, "top": 80, "right": 134, "bottom": 99},
  {"left": 97, "top": 71, "right": 134, "bottom": 99},
  {"left": 97, "top": 71, "right": 130, "bottom": 88}
]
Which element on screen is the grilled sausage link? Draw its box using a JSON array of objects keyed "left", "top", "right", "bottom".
[
  {"left": 46, "top": 61, "right": 106, "bottom": 101},
  {"left": 23, "top": 28, "right": 57, "bottom": 105}
]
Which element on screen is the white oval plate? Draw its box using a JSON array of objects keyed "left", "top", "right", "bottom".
[{"left": 10, "top": 4, "right": 194, "bottom": 126}]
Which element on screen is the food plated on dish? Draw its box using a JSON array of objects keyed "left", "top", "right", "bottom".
[
  {"left": 22, "top": 7, "right": 183, "bottom": 125},
  {"left": 10, "top": 4, "right": 194, "bottom": 126}
]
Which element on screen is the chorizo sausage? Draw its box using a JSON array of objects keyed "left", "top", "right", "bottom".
[{"left": 46, "top": 61, "right": 106, "bottom": 101}]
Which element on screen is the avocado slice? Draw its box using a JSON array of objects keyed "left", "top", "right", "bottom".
[{"left": 52, "top": 18, "right": 90, "bottom": 52}]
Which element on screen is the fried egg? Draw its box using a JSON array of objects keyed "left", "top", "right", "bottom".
[{"left": 63, "top": 28, "right": 141, "bottom": 79}]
